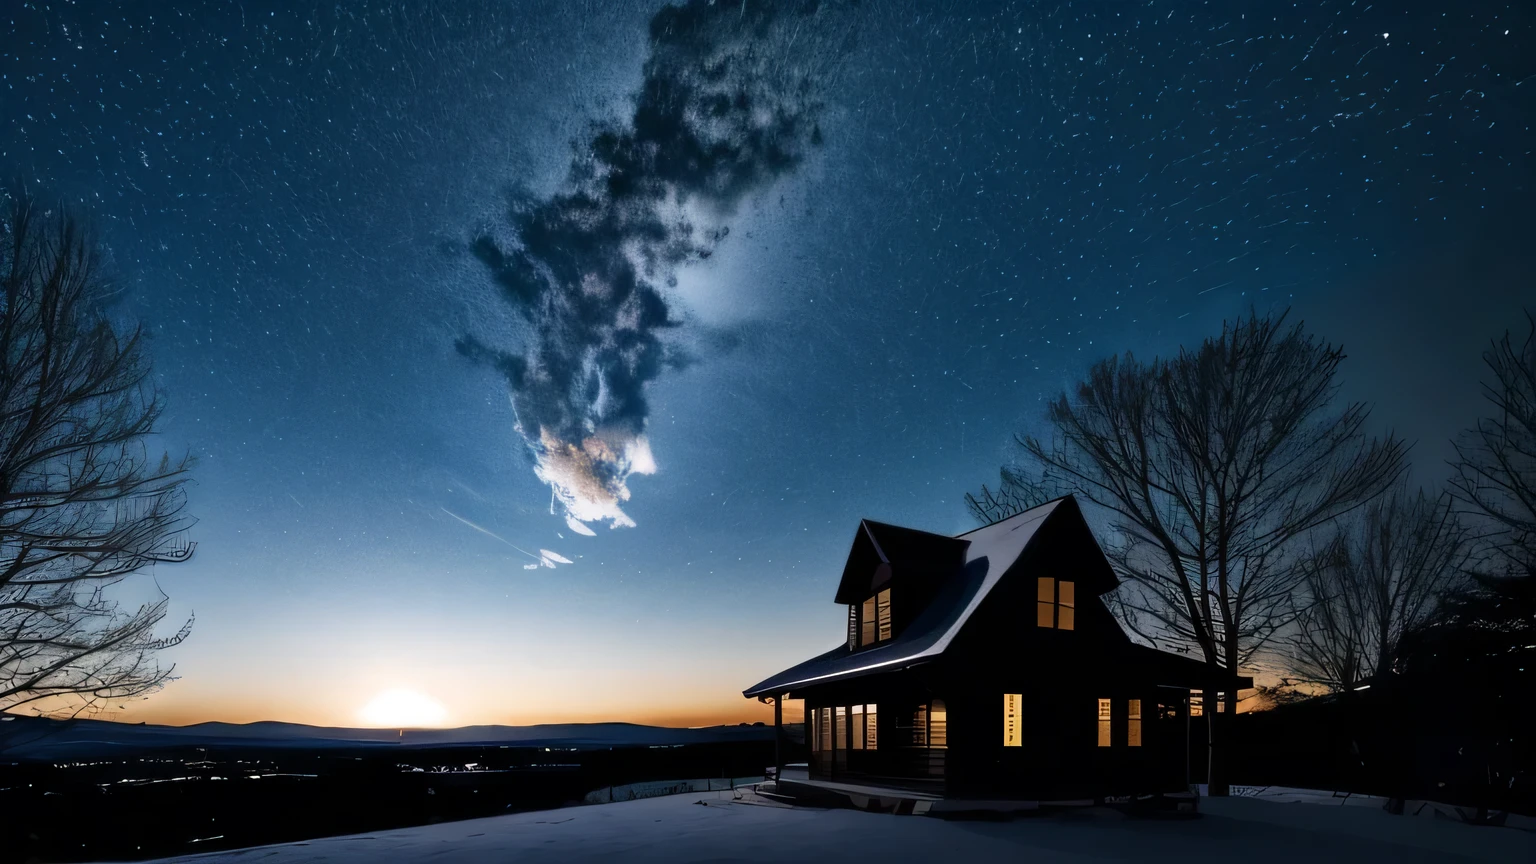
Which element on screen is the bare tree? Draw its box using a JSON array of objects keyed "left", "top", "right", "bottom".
[
  {"left": 1002, "top": 311, "right": 1406, "bottom": 793},
  {"left": 0, "top": 191, "right": 195, "bottom": 719},
  {"left": 1450, "top": 312, "right": 1535, "bottom": 582},
  {"left": 964, "top": 465, "right": 1061, "bottom": 525},
  {"left": 1289, "top": 487, "right": 1470, "bottom": 692}
]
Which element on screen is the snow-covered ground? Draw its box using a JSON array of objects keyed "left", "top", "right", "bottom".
[{"left": 116, "top": 787, "right": 1533, "bottom": 864}]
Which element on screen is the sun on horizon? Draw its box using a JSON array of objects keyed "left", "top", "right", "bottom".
[{"left": 359, "top": 689, "right": 449, "bottom": 728}]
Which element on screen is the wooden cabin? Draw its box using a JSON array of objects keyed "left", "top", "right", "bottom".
[{"left": 743, "top": 496, "right": 1250, "bottom": 803}]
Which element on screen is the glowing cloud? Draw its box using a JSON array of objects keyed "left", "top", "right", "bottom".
[{"left": 458, "top": 0, "right": 838, "bottom": 532}]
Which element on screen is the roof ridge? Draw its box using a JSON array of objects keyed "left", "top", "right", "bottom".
[
  {"left": 856, "top": 520, "right": 889, "bottom": 563},
  {"left": 953, "top": 493, "right": 1073, "bottom": 538}
]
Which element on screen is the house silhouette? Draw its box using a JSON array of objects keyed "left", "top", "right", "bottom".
[{"left": 745, "top": 496, "right": 1250, "bottom": 805}]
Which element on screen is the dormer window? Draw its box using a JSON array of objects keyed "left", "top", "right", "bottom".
[
  {"left": 849, "top": 588, "right": 892, "bottom": 649},
  {"left": 1036, "top": 577, "right": 1075, "bottom": 630}
]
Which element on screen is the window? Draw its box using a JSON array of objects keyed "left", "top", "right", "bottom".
[
  {"left": 818, "top": 704, "right": 878, "bottom": 751},
  {"left": 857, "top": 588, "right": 893, "bottom": 647},
  {"left": 1128, "top": 699, "right": 1142, "bottom": 747},
  {"left": 1189, "top": 690, "right": 1204, "bottom": 717},
  {"left": 1036, "top": 577, "right": 1055, "bottom": 627},
  {"left": 847, "top": 604, "right": 858, "bottom": 649},
  {"left": 1003, "top": 694, "right": 1022, "bottom": 747},
  {"left": 1097, "top": 698, "right": 1112, "bottom": 747},
  {"left": 1036, "top": 578, "right": 1076, "bottom": 630},
  {"left": 876, "top": 588, "right": 892, "bottom": 641},
  {"left": 905, "top": 700, "right": 945, "bottom": 748},
  {"left": 844, "top": 704, "right": 878, "bottom": 750}
]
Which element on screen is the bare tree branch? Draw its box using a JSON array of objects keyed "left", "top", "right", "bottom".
[
  {"left": 1450, "top": 311, "right": 1536, "bottom": 584},
  {"left": 0, "top": 189, "right": 196, "bottom": 719},
  {"left": 1287, "top": 486, "right": 1471, "bottom": 692},
  {"left": 972, "top": 309, "right": 1406, "bottom": 792}
]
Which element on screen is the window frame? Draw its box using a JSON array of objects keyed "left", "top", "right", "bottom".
[
  {"left": 928, "top": 699, "right": 948, "bottom": 749},
  {"left": 1036, "top": 577, "right": 1077, "bottom": 630},
  {"left": 1003, "top": 693, "right": 1022, "bottom": 747},
  {"left": 854, "top": 587, "right": 894, "bottom": 648}
]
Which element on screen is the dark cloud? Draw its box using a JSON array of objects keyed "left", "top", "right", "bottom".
[{"left": 460, "top": 0, "right": 835, "bottom": 531}]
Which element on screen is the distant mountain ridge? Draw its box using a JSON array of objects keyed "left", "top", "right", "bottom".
[{"left": 0, "top": 715, "right": 783, "bottom": 761}]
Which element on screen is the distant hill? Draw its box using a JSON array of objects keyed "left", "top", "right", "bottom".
[{"left": 0, "top": 715, "right": 786, "bottom": 761}]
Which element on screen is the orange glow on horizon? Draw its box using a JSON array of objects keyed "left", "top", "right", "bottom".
[{"left": 106, "top": 693, "right": 804, "bottom": 731}]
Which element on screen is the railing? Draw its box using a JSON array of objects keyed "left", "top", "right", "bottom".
[{"left": 809, "top": 747, "right": 946, "bottom": 785}]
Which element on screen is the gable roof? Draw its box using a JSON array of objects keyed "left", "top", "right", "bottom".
[
  {"left": 833, "top": 519, "right": 971, "bottom": 604},
  {"left": 744, "top": 497, "right": 1069, "bottom": 698}
]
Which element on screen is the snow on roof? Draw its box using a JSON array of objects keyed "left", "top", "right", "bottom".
[{"left": 743, "top": 499, "right": 1065, "bottom": 698}]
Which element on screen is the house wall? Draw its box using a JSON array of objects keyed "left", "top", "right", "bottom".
[
  {"left": 938, "top": 662, "right": 1187, "bottom": 799},
  {"left": 798, "top": 665, "right": 1190, "bottom": 800},
  {"left": 934, "top": 515, "right": 1187, "bottom": 800}
]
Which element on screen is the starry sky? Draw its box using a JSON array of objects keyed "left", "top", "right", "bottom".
[{"left": 2, "top": 0, "right": 1530, "bottom": 728}]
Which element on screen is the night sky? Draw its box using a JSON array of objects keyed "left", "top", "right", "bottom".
[{"left": 2, "top": 0, "right": 1530, "bottom": 728}]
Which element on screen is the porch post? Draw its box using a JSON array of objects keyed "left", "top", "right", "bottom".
[
  {"left": 774, "top": 694, "right": 784, "bottom": 781},
  {"left": 1184, "top": 692, "right": 1192, "bottom": 791}
]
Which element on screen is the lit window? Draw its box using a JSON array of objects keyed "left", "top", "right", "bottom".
[
  {"left": 1037, "top": 577, "right": 1055, "bottom": 627},
  {"left": 1037, "top": 578, "right": 1076, "bottom": 629},
  {"left": 835, "top": 706, "right": 847, "bottom": 750},
  {"left": 865, "top": 704, "right": 878, "bottom": 750},
  {"left": 929, "top": 699, "right": 947, "bottom": 749},
  {"left": 1003, "top": 694, "right": 1022, "bottom": 747},
  {"left": 1097, "top": 698, "right": 1112, "bottom": 747},
  {"left": 876, "top": 589, "right": 892, "bottom": 641},
  {"left": 810, "top": 708, "right": 820, "bottom": 751},
  {"left": 820, "top": 706, "right": 832, "bottom": 750},
  {"left": 912, "top": 704, "right": 928, "bottom": 747},
  {"left": 852, "top": 704, "right": 865, "bottom": 749},
  {"left": 1189, "top": 690, "right": 1203, "bottom": 717},
  {"left": 1128, "top": 699, "right": 1142, "bottom": 747},
  {"left": 855, "top": 589, "right": 893, "bottom": 647}
]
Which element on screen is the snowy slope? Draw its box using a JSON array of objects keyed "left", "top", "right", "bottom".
[{"left": 118, "top": 789, "right": 1533, "bottom": 864}]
